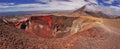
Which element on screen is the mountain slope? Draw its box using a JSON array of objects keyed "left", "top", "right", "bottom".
[{"left": 71, "top": 4, "right": 120, "bottom": 19}]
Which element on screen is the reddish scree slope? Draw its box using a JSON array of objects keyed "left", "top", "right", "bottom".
[{"left": 1, "top": 18, "right": 120, "bottom": 49}]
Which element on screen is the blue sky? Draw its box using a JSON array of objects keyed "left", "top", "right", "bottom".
[{"left": 0, "top": 0, "right": 120, "bottom": 15}]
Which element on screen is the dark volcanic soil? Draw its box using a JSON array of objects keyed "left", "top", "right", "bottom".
[{"left": 0, "top": 17, "right": 120, "bottom": 49}]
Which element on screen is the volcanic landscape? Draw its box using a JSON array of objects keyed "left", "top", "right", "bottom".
[{"left": 0, "top": 6, "right": 120, "bottom": 49}]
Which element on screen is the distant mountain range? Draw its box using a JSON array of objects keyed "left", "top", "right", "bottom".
[{"left": 0, "top": 10, "right": 72, "bottom": 16}]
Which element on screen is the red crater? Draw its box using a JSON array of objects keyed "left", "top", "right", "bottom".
[{"left": 13, "top": 15, "right": 77, "bottom": 39}]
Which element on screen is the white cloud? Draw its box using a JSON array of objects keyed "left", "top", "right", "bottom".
[
  {"left": 15, "top": 4, "right": 44, "bottom": 7},
  {"left": 103, "top": 0, "right": 114, "bottom": 4},
  {"left": 48, "top": 0, "right": 88, "bottom": 9},
  {"left": 85, "top": 5, "right": 120, "bottom": 16},
  {"left": 0, "top": 3, "right": 50, "bottom": 8},
  {"left": 0, "top": 0, "right": 88, "bottom": 10},
  {"left": 0, "top": 5, "right": 10, "bottom": 8},
  {"left": 0, "top": 3, "right": 15, "bottom": 6},
  {"left": 36, "top": 0, "right": 51, "bottom": 3},
  {"left": 0, "top": 0, "right": 120, "bottom": 16},
  {"left": 0, "top": 3, "right": 15, "bottom": 8},
  {"left": 88, "top": 0, "right": 98, "bottom": 4},
  {"left": 0, "top": 3, "right": 76, "bottom": 12}
]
